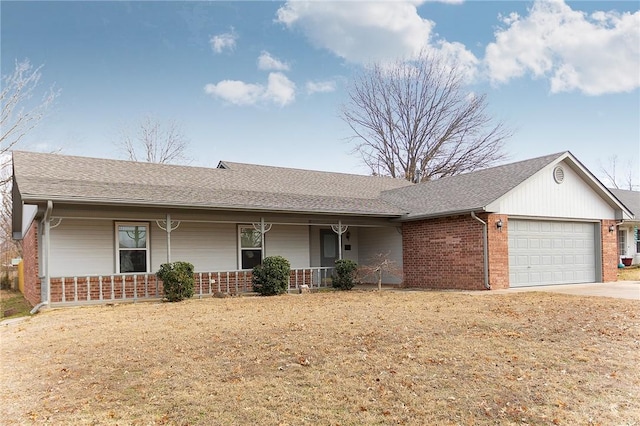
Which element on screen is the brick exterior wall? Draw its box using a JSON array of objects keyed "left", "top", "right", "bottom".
[
  {"left": 402, "top": 214, "right": 486, "bottom": 290},
  {"left": 485, "top": 213, "right": 510, "bottom": 290},
  {"left": 601, "top": 219, "right": 618, "bottom": 282},
  {"left": 21, "top": 221, "right": 41, "bottom": 307}
]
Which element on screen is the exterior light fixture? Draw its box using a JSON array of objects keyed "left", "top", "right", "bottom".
[
  {"left": 496, "top": 219, "right": 503, "bottom": 231},
  {"left": 345, "top": 231, "right": 351, "bottom": 241},
  {"left": 609, "top": 224, "right": 615, "bottom": 233}
]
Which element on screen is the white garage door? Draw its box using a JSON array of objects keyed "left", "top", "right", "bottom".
[{"left": 508, "top": 220, "right": 596, "bottom": 287}]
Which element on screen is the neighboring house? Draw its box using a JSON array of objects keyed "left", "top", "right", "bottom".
[
  {"left": 609, "top": 188, "right": 640, "bottom": 265},
  {"left": 11, "top": 150, "right": 632, "bottom": 308}
]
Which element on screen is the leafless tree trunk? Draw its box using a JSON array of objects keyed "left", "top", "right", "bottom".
[
  {"left": 115, "top": 116, "right": 191, "bottom": 164},
  {"left": 599, "top": 155, "right": 638, "bottom": 190},
  {"left": 342, "top": 51, "right": 510, "bottom": 182}
]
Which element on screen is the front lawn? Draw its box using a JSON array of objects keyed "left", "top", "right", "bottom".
[
  {"left": 1, "top": 290, "right": 638, "bottom": 425},
  {"left": 618, "top": 265, "right": 640, "bottom": 281}
]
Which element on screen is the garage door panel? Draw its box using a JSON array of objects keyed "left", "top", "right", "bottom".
[{"left": 509, "top": 219, "right": 596, "bottom": 287}]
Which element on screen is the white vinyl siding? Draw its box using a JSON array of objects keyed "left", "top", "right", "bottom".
[
  {"left": 155, "top": 222, "right": 237, "bottom": 272},
  {"left": 508, "top": 219, "right": 596, "bottom": 287},
  {"left": 358, "top": 227, "right": 403, "bottom": 284},
  {"left": 49, "top": 219, "right": 114, "bottom": 276},
  {"left": 265, "top": 225, "right": 310, "bottom": 268},
  {"left": 489, "top": 161, "right": 616, "bottom": 220}
]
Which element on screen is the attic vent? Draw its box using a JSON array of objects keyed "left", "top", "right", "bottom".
[{"left": 553, "top": 166, "right": 565, "bottom": 184}]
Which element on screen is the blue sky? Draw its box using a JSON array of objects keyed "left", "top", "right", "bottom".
[{"left": 2, "top": 0, "right": 639, "bottom": 186}]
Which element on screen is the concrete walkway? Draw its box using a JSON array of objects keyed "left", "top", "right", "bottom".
[{"left": 495, "top": 281, "right": 640, "bottom": 300}]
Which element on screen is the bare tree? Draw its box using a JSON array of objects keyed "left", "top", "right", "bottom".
[
  {"left": 1, "top": 59, "right": 59, "bottom": 181},
  {"left": 115, "top": 116, "right": 190, "bottom": 164},
  {"left": 1, "top": 59, "right": 59, "bottom": 272},
  {"left": 342, "top": 51, "right": 510, "bottom": 182},
  {"left": 357, "top": 252, "right": 403, "bottom": 291},
  {"left": 599, "top": 155, "right": 638, "bottom": 190}
]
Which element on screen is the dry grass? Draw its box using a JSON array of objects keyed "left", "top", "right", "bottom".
[
  {"left": 1, "top": 290, "right": 639, "bottom": 425},
  {"left": 618, "top": 265, "right": 640, "bottom": 281}
]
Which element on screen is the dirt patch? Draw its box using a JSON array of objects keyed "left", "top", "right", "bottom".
[{"left": 1, "top": 290, "right": 639, "bottom": 425}]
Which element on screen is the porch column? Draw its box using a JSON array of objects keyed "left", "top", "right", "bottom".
[
  {"left": 156, "top": 214, "right": 181, "bottom": 263},
  {"left": 252, "top": 218, "right": 272, "bottom": 260},
  {"left": 331, "top": 220, "right": 348, "bottom": 261}
]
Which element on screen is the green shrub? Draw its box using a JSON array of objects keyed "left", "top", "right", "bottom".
[
  {"left": 156, "top": 261, "right": 195, "bottom": 302},
  {"left": 252, "top": 256, "right": 291, "bottom": 296},
  {"left": 332, "top": 259, "right": 358, "bottom": 290}
]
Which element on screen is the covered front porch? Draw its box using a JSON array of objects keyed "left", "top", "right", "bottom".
[{"left": 34, "top": 205, "right": 403, "bottom": 307}]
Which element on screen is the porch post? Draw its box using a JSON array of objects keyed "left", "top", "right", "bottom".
[
  {"left": 156, "top": 215, "right": 180, "bottom": 264},
  {"left": 331, "top": 220, "right": 348, "bottom": 261},
  {"left": 338, "top": 220, "right": 342, "bottom": 260},
  {"left": 252, "top": 218, "right": 272, "bottom": 262},
  {"left": 166, "top": 213, "right": 171, "bottom": 263}
]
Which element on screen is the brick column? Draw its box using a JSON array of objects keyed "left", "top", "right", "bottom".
[
  {"left": 485, "top": 213, "right": 510, "bottom": 290},
  {"left": 601, "top": 220, "right": 618, "bottom": 282}
]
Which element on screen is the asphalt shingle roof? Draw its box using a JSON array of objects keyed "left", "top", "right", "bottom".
[
  {"left": 12, "top": 151, "right": 412, "bottom": 216},
  {"left": 380, "top": 152, "right": 566, "bottom": 219},
  {"left": 609, "top": 188, "right": 639, "bottom": 218}
]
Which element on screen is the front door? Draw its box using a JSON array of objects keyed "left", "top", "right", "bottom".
[{"left": 320, "top": 229, "right": 339, "bottom": 267}]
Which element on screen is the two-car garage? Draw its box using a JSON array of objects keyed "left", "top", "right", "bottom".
[{"left": 508, "top": 219, "right": 597, "bottom": 287}]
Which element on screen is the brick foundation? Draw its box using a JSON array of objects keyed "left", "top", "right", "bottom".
[
  {"left": 21, "top": 221, "right": 41, "bottom": 307},
  {"left": 601, "top": 220, "right": 618, "bottom": 282}
]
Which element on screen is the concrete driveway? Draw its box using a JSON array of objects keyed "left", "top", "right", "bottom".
[{"left": 501, "top": 281, "right": 640, "bottom": 300}]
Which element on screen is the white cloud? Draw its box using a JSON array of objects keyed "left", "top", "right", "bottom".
[
  {"left": 265, "top": 72, "right": 296, "bottom": 106},
  {"left": 209, "top": 29, "right": 237, "bottom": 54},
  {"left": 306, "top": 80, "right": 336, "bottom": 94},
  {"left": 204, "top": 80, "right": 263, "bottom": 105},
  {"left": 275, "top": 1, "right": 478, "bottom": 80},
  {"left": 258, "top": 51, "right": 290, "bottom": 71},
  {"left": 276, "top": 1, "right": 431, "bottom": 63},
  {"left": 204, "top": 73, "right": 296, "bottom": 107},
  {"left": 484, "top": 0, "right": 640, "bottom": 95}
]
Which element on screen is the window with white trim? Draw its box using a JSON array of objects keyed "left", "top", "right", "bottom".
[
  {"left": 116, "top": 222, "right": 150, "bottom": 273},
  {"left": 239, "top": 225, "right": 262, "bottom": 270},
  {"left": 618, "top": 229, "right": 626, "bottom": 257}
]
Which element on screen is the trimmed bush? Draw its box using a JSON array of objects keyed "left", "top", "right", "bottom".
[
  {"left": 252, "top": 256, "right": 291, "bottom": 296},
  {"left": 332, "top": 259, "right": 358, "bottom": 290},
  {"left": 156, "top": 261, "right": 195, "bottom": 302}
]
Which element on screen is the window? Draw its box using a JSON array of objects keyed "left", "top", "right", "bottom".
[
  {"left": 239, "top": 225, "right": 262, "bottom": 270},
  {"left": 116, "top": 223, "right": 149, "bottom": 273},
  {"left": 618, "top": 229, "right": 626, "bottom": 257},
  {"left": 636, "top": 228, "right": 640, "bottom": 254}
]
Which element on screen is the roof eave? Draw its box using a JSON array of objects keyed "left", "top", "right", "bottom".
[{"left": 19, "top": 194, "right": 405, "bottom": 219}]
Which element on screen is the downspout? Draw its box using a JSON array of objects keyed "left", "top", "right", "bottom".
[
  {"left": 31, "top": 200, "right": 53, "bottom": 314},
  {"left": 471, "top": 211, "right": 491, "bottom": 290}
]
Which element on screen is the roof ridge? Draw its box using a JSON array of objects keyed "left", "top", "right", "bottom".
[{"left": 219, "top": 160, "right": 410, "bottom": 181}]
